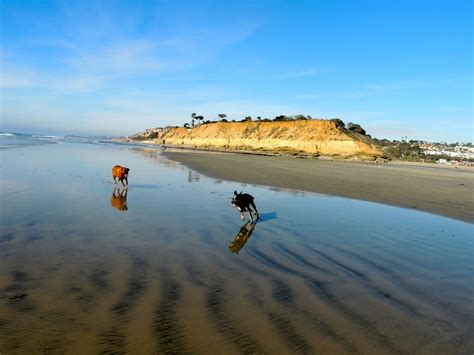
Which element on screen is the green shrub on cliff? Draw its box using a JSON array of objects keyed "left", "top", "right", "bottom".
[
  {"left": 347, "top": 122, "right": 366, "bottom": 135},
  {"left": 330, "top": 118, "right": 345, "bottom": 129}
]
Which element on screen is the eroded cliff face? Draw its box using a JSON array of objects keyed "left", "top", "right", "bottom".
[{"left": 134, "top": 120, "right": 384, "bottom": 158}]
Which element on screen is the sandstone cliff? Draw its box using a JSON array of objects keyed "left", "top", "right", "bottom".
[{"left": 130, "top": 120, "right": 385, "bottom": 158}]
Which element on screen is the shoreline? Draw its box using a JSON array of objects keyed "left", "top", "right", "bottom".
[
  {"left": 123, "top": 140, "right": 470, "bottom": 168},
  {"left": 162, "top": 150, "right": 474, "bottom": 223}
]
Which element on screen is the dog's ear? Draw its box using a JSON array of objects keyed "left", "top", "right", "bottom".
[
  {"left": 234, "top": 190, "right": 237, "bottom": 195},
  {"left": 240, "top": 191, "right": 243, "bottom": 195}
]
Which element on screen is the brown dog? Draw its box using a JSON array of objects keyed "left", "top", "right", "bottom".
[{"left": 112, "top": 165, "right": 130, "bottom": 187}]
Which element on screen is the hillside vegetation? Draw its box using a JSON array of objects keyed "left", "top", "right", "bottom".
[{"left": 130, "top": 119, "right": 385, "bottom": 159}]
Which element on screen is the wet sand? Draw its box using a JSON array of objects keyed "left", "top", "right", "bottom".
[
  {"left": 1, "top": 142, "right": 473, "bottom": 354},
  {"left": 163, "top": 151, "right": 474, "bottom": 222}
]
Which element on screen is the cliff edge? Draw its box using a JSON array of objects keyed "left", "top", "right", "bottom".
[{"left": 130, "top": 120, "right": 385, "bottom": 158}]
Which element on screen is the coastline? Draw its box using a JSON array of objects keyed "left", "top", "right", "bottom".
[{"left": 162, "top": 150, "right": 474, "bottom": 223}]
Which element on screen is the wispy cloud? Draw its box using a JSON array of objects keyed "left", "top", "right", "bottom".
[
  {"left": 0, "top": 63, "right": 106, "bottom": 93},
  {"left": 1, "top": 2, "right": 261, "bottom": 96},
  {"left": 66, "top": 41, "right": 166, "bottom": 75},
  {"left": 0, "top": 72, "right": 37, "bottom": 89},
  {"left": 1, "top": 0, "right": 471, "bottom": 142},
  {"left": 362, "top": 77, "right": 471, "bottom": 92},
  {"left": 295, "top": 76, "right": 471, "bottom": 102},
  {"left": 273, "top": 68, "right": 326, "bottom": 80},
  {"left": 295, "top": 92, "right": 366, "bottom": 100},
  {"left": 294, "top": 93, "right": 329, "bottom": 100}
]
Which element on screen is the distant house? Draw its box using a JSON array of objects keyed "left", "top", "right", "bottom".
[{"left": 437, "top": 158, "right": 448, "bottom": 164}]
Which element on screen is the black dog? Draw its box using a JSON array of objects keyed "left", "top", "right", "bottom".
[{"left": 231, "top": 190, "right": 259, "bottom": 222}]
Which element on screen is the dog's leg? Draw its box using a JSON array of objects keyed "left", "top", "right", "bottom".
[
  {"left": 113, "top": 175, "right": 117, "bottom": 184},
  {"left": 248, "top": 210, "right": 254, "bottom": 223},
  {"left": 240, "top": 212, "right": 245, "bottom": 221},
  {"left": 250, "top": 201, "right": 259, "bottom": 220}
]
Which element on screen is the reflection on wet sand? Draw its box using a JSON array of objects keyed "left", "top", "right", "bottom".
[
  {"left": 229, "top": 221, "right": 256, "bottom": 254},
  {"left": 188, "top": 169, "right": 200, "bottom": 182},
  {"left": 129, "top": 147, "right": 185, "bottom": 170},
  {"left": 1, "top": 142, "right": 473, "bottom": 354},
  {"left": 111, "top": 187, "right": 128, "bottom": 211}
]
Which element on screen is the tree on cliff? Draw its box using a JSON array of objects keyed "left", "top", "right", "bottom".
[
  {"left": 330, "top": 118, "right": 345, "bottom": 129},
  {"left": 218, "top": 113, "right": 227, "bottom": 121},
  {"left": 195, "top": 115, "right": 204, "bottom": 125},
  {"left": 347, "top": 122, "right": 366, "bottom": 135},
  {"left": 191, "top": 113, "right": 205, "bottom": 126},
  {"left": 292, "top": 114, "right": 308, "bottom": 120}
]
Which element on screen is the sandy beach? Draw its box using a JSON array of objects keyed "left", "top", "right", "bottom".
[
  {"left": 1, "top": 141, "right": 473, "bottom": 353},
  {"left": 163, "top": 150, "right": 474, "bottom": 223}
]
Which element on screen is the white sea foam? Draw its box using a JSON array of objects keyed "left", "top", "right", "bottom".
[{"left": 32, "top": 135, "right": 63, "bottom": 140}]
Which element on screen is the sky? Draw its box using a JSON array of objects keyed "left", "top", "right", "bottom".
[{"left": 0, "top": 0, "right": 472, "bottom": 142}]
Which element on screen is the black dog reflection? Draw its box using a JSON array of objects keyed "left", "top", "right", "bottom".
[
  {"left": 111, "top": 187, "right": 128, "bottom": 211},
  {"left": 229, "top": 221, "right": 256, "bottom": 254}
]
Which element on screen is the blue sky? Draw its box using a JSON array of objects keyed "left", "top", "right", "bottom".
[{"left": 0, "top": 0, "right": 472, "bottom": 142}]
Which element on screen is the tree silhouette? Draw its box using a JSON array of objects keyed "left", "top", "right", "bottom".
[
  {"left": 195, "top": 115, "right": 204, "bottom": 125},
  {"left": 330, "top": 118, "right": 345, "bottom": 128},
  {"left": 347, "top": 122, "right": 366, "bottom": 135},
  {"left": 218, "top": 113, "right": 227, "bottom": 121},
  {"left": 191, "top": 113, "right": 197, "bottom": 127}
]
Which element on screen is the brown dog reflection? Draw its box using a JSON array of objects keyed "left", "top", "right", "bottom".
[
  {"left": 111, "top": 187, "right": 128, "bottom": 211},
  {"left": 229, "top": 221, "right": 256, "bottom": 254}
]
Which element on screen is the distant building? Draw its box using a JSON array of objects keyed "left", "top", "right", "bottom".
[{"left": 423, "top": 146, "right": 474, "bottom": 159}]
